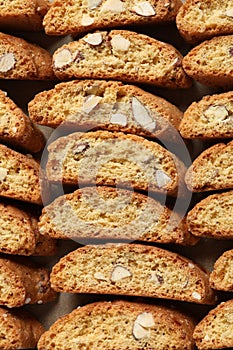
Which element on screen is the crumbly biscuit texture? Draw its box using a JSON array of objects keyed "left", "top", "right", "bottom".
[
  {"left": 52, "top": 30, "right": 191, "bottom": 88},
  {"left": 183, "top": 35, "right": 233, "bottom": 88},
  {"left": 0, "top": 307, "right": 45, "bottom": 350},
  {"left": 0, "top": 32, "right": 54, "bottom": 80},
  {"left": 179, "top": 91, "right": 233, "bottom": 139},
  {"left": 44, "top": 0, "right": 182, "bottom": 36},
  {"left": 194, "top": 299, "right": 233, "bottom": 349},
  {"left": 46, "top": 130, "right": 186, "bottom": 196},
  {"left": 187, "top": 191, "right": 233, "bottom": 238},
  {"left": 210, "top": 249, "right": 233, "bottom": 291},
  {"left": 38, "top": 300, "right": 195, "bottom": 350},
  {"left": 50, "top": 244, "right": 215, "bottom": 304},
  {"left": 28, "top": 79, "right": 183, "bottom": 141},
  {"left": 185, "top": 141, "right": 233, "bottom": 192}
]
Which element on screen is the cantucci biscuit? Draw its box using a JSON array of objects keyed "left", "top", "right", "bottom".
[
  {"left": 176, "top": 0, "right": 233, "bottom": 44},
  {"left": 0, "top": 32, "right": 54, "bottom": 80},
  {"left": 38, "top": 186, "right": 197, "bottom": 245},
  {"left": 0, "top": 257, "right": 57, "bottom": 308},
  {"left": 179, "top": 91, "right": 233, "bottom": 139},
  {"left": 0, "top": 307, "right": 45, "bottom": 350},
  {"left": 183, "top": 35, "right": 233, "bottom": 88},
  {"left": 28, "top": 80, "right": 183, "bottom": 141},
  {"left": 185, "top": 141, "right": 233, "bottom": 192},
  {"left": 43, "top": 0, "right": 182, "bottom": 36},
  {"left": 38, "top": 300, "right": 195, "bottom": 350},
  {"left": 209, "top": 249, "right": 233, "bottom": 291},
  {"left": 46, "top": 130, "right": 186, "bottom": 196},
  {"left": 52, "top": 30, "right": 191, "bottom": 88},
  {"left": 187, "top": 191, "right": 233, "bottom": 238},
  {"left": 50, "top": 244, "right": 215, "bottom": 304},
  {"left": 194, "top": 300, "right": 233, "bottom": 350}
]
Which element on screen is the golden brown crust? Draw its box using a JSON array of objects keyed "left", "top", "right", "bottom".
[{"left": 209, "top": 249, "right": 233, "bottom": 291}]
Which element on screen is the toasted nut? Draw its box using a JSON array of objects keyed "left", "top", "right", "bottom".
[
  {"left": 110, "top": 35, "right": 131, "bottom": 52},
  {"left": 83, "top": 95, "right": 102, "bottom": 113},
  {"left": 54, "top": 48, "right": 73, "bottom": 69},
  {"left": 110, "top": 113, "right": 128, "bottom": 126},
  {"left": 102, "top": 0, "right": 124, "bottom": 12},
  {"left": 0, "top": 168, "right": 8, "bottom": 181},
  {"left": 203, "top": 105, "right": 229, "bottom": 121},
  {"left": 81, "top": 14, "right": 94, "bottom": 26},
  {"left": 110, "top": 265, "right": 132, "bottom": 282},
  {"left": 132, "top": 97, "right": 156, "bottom": 132},
  {"left": 135, "top": 312, "right": 155, "bottom": 328},
  {"left": 0, "top": 53, "right": 16, "bottom": 73},
  {"left": 155, "top": 170, "right": 172, "bottom": 188},
  {"left": 149, "top": 272, "right": 164, "bottom": 285},
  {"left": 192, "top": 291, "right": 202, "bottom": 300},
  {"left": 132, "top": 322, "right": 150, "bottom": 340},
  {"left": 94, "top": 272, "right": 107, "bottom": 280},
  {"left": 132, "top": 1, "right": 156, "bottom": 16},
  {"left": 225, "top": 9, "right": 233, "bottom": 17},
  {"left": 84, "top": 33, "right": 103, "bottom": 46},
  {"left": 72, "top": 142, "right": 89, "bottom": 155},
  {"left": 88, "top": 0, "right": 102, "bottom": 9}
]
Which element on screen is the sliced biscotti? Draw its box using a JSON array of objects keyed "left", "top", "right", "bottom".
[
  {"left": 43, "top": 0, "right": 182, "bottom": 36},
  {"left": 179, "top": 91, "right": 233, "bottom": 139},
  {"left": 194, "top": 300, "right": 233, "bottom": 350},
  {"left": 38, "top": 300, "right": 195, "bottom": 350},
  {"left": 46, "top": 130, "right": 186, "bottom": 196},
  {"left": 183, "top": 35, "right": 233, "bottom": 88},
  {"left": 176, "top": 0, "right": 233, "bottom": 44},
  {"left": 0, "top": 307, "right": 45, "bottom": 350},
  {"left": 50, "top": 244, "right": 215, "bottom": 304},
  {"left": 185, "top": 141, "right": 233, "bottom": 192},
  {"left": 0, "top": 90, "right": 45, "bottom": 153},
  {"left": 0, "top": 257, "right": 57, "bottom": 308},
  {"left": 39, "top": 186, "right": 196, "bottom": 245},
  {"left": 0, "top": 144, "right": 43, "bottom": 204},
  {"left": 187, "top": 191, "right": 233, "bottom": 238},
  {"left": 209, "top": 249, "right": 233, "bottom": 291},
  {"left": 52, "top": 30, "right": 191, "bottom": 88},
  {"left": 0, "top": 0, "right": 50, "bottom": 31},
  {"left": 0, "top": 202, "right": 56, "bottom": 256},
  {"left": 0, "top": 32, "right": 54, "bottom": 80},
  {"left": 28, "top": 80, "right": 183, "bottom": 141}
]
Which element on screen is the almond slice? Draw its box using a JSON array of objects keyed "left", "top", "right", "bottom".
[
  {"left": 203, "top": 105, "right": 229, "bottom": 121},
  {"left": 88, "top": 0, "right": 102, "bottom": 10},
  {"left": 110, "top": 35, "right": 131, "bottom": 52},
  {"left": 132, "top": 322, "right": 150, "bottom": 340},
  {"left": 132, "top": 1, "right": 156, "bottom": 16},
  {"left": 0, "top": 53, "right": 16, "bottom": 73},
  {"left": 110, "top": 265, "right": 132, "bottom": 282},
  {"left": 0, "top": 168, "right": 8, "bottom": 181},
  {"left": 225, "top": 9, "right": 233, "bottom": 17},
  {"left": 155, "top": 170, "right": 172, "bottom": 188},
  {"left": 53, "top": 48, "right": 73, "bottom": 69},
  {"left": 132, "top": 97, "right": 156, "bottom": 132},
  {"left": 101, "top": 0, "right": 124, "bottom": 13},
  {"left": 83, "top": 95, "right": 102, "bottom": 113},
  {"left": 81, "top": 14, "right": 94, "bottom": 26},
  {"left": 135, "top": 312, "right": 155, "bottom": 328},
  {"left": 84, "top": 33, "right": 103, "bottom": 46},
  {"left": 110, "top": 113, "right": 128, "bottom": 126},
  {"left": 94, "top": 272, "right": 107, "bottom": 280}
]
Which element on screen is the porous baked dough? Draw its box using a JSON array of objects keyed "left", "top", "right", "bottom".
[{"left": 210, "top": 249, "right": 233, "bottom": 291}]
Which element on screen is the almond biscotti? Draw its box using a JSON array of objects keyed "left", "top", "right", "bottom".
[
  {"left": 46, "top": 130, "right": 186, "bottom": 196},
  {"left": 176, "top": 0, "right": 233, "bottom": 44},
  {"left": 43, "top": 0, "right": 182, "bottom": 36},
  {"left": 39, "top": 186, "right": 197, "bottom": 245},
  {"left": 0, "top": 0, "right": 50, "bottom": 31},
  {"left": 187, "top": 191, "right": 233, "bottom": 238},
  {"left": 0, "top": 144, "right": 43, "bottom": 204},
  {"left": 183, "top": 35, "right": 233, "bottom": 88},
  {"left": 38, "top": 300, "right": 195, "bottom": 350},
  {"left": 0, "top": 307, "right": 45, "bottom": 350},
  {"left": 0, "top": 257, "right": 57, "bottom": 308},
  {"left": 28, "top": 80, "right": 183, "bottom": 141},
  {"left": 0, "top": 32, "right": 54, "bottom": 80},
  {"left": 50, "top": 244, "right": 215, "bottom": 304},
  {"left": 194, "top": 300, "right": 233, "bottom": 350},
  {"left": 185, "top": 141, "right": 233, "bottom": 192},
  {"left": 0, "top": 89, "right": 45, "bottom": 153},
  {"left": 209, "top": 249, "right": 233, "bottom": 291},
  {"left": 52, "top": 30, "right": 191, "bottom": 88},
  {"left": 179, "top": 91, "right": 233, "bottom": 139}
]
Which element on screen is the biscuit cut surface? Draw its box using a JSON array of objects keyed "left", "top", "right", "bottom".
[
  {"left": 0, "top": 257, "right": 57, "bottom": 308},
  {"left": 179, "top": 91, "right": 233, "bottom": 139},
  {"left": 39, "top": 186, "right": 197, "bottom": 245},
  {"left": 28, "top": 79, "right": 183, "bottom": 141},
  {"left": 0, "top": 32, "right": 54, "bottom": 80},
  {"left": 183, "top": 35, "right": 233, "bottom": 88},
  {"left": 0, "top": 144, "right": 43, "bottom": 204},
  {"left": 50, "top": 244, "right": 215, "bottom": 304},
  {"left": 185, "top": 141, "right": 233, "bottom": 192},
  {"left": 46, "top": 130, "right": 185, "bottom": 196},
  {"left": 176, "top": 0, "right": 233, "bottom": 44},
  {"left": 38, "top": 300, "right": 195, "bottom": 350},
  {"left": 210, "top": 249, "right": 233, "bottom": 291},
  {"left": 0, "top": 307, "right": 45, "bottom": 350},
  {"left": 52, "top": 30, "right": 191, "bottom": 88},
  {"left": 187, "top": 191, "right": 233, "bottom": 238},
  {"left": 194, "top": 299, "right": 233, "bottom": 349},
  {"left": 43, "top": 0, "right": 182, "bottom": 36},
  {"left": 0, "top": 0, "right": 50, "bottom": 31}
]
